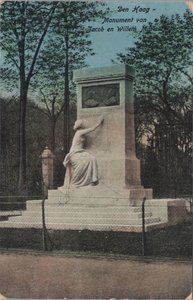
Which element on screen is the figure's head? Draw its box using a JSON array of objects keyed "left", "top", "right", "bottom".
[{"left": 73, "top": 119, "right": 84, "bottom": 130}]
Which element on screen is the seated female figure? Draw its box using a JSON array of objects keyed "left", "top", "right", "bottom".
[{"left": 62, "top": 116, "right": 103, "bottom": 188}]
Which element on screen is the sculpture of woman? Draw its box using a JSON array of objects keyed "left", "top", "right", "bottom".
[{"left": 62, "top": 116, "right": 104, "bottom": 188}]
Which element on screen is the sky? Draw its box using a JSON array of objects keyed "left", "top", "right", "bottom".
[
  {"left": 86, "top": 0, "right": 189, "bottom": 67},
  {"left": 0, "top": 0, "right": 190, "bottom": 96}
]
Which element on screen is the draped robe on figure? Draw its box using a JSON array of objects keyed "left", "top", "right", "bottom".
[{"left": 63, "top": 133, "right": 98, "bottom": 188}]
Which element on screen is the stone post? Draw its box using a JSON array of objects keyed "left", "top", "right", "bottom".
[{"left": 41, "top": 147, "right": 54, "bottom": 196}]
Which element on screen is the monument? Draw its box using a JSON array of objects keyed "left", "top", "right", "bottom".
[
  {"left": 0, "top": 64, "right": 187, "bottom": 232},
  {"left": 59, "top": 64, "right": 152, "bottom": 204}
]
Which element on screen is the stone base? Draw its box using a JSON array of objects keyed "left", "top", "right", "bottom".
[
  {"left": 54, "top": 183, "right": 152, "bottom": 206},
  {"left": 0, "top": 195, "right": 188, "bottom": 232},
  {"left": 145, "top": 199, "right": 188, "bottom": 226}
]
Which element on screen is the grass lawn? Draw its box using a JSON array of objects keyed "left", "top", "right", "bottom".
[{"left": 0, "top": 217, "right": 192, "bottom": 258}]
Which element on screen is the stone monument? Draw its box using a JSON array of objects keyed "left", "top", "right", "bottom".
[
  {"left": 59, "top": 64, "right": 152, "bottom": 204},
  {"left": 0, "top": 65, "right": 187, "bottom": 232}
]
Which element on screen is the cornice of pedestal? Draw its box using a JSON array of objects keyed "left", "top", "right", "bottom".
[{"left": 73, "top": 64, "right": 135, "bottom": 83}]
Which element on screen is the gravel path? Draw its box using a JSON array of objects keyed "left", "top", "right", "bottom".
[{"left": 0, "top": 251, "right": 191, "bottom": 299}]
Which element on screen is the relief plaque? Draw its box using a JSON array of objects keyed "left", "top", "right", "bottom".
[{"left": 82, "top": 84, "right": 120, "bottom": 108}]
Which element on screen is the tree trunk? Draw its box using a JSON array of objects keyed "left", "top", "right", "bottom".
[
  {"left": 0, "top": 99, "right": 2, "bottom": 155},
  {"left": 50, "top": 118, "right": 56, "bottom": 153},
  {"left": 18, "top": 82, "right": 28, "bottom": 193},
  {"left": 63, "top": 29, "right": 70, "bottom": 156}
]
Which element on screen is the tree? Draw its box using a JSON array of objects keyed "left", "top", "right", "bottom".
[
  {"left": 0, "top": 97, "right": 19, "bottom": 194},
  {"left": 115, "top": 10, "right": 193, "bottom": 197},
  {"left": 31, "top": 1, "right": 109, "bottom": 155},
  {"left": 0, "top": 1, "right": 58, "bottom": 192},
  {"left": 0, "top": 96, "right": 50, "bottom": 195},
  {"left": 48, "top": 2, "right": 109, "bottom": 154},
  {"left": 116, "top": 10, "right": 193, "bottom": 131},
  {"left": 1, "top": 1, "right": 110, "bottom": 192},
  {"left": 37, "top": 91, "right": 64, "bottom": 153},
  {"left": 32, "top": 33, "right": 81, "bottom": 154}
]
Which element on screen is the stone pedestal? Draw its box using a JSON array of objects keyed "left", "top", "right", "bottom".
[
  {"left": 42, "top": 147, "right": 54, "bottom": 195},
  {"left": 72, "top": 64, "right": 152, "bottom": 201}
]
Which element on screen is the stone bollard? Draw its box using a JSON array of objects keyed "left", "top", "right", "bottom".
[{"left": 41, "top": 147, "right": 55, "bottom": 196}]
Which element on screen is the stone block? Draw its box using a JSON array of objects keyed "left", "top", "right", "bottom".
[{"left": 71, "top": 64, "right": 151, "bottom": 198}]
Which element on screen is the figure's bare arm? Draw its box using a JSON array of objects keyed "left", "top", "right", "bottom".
[{"left": 80, "top": 116, "right": 104, "bottom": 135}]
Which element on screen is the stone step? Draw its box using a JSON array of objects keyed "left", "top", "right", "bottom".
[
  {"left": 3, "top": 216, "right": 41, "bottom": 222},
  {"left": 0, "top": 211, "right": 22, "bottom": 221},
  {"left": 44, "top": 217, "right": 160, "bottom": 225},
  {"left": 45, "top": 206, "right": 150, "bottom": 212},
  {"left": 20, "top": 210, "right": 153, "bottom": 219},
  {"left": 0, "top": 211, "right": 22, "bottom": 217},
  {"left": 2, "top": 215, "right": 160, "bottom": 226},
  {"left": 0, "top": 220, "right": 165, "bottom": 232},
  {"left": 45, "top": 221, "right": 164, "bottom": 232},
  {"left": 0, "top": 221, "right": 42, "bottom": 228},
  {"left": 46, "top": 216, "right": 160, "bottom": 225},
  {"left": 26, "top": 203, "right": 151, "bottom": 214},
  {"left": 33, "top": 204, "right": 151, "bottom": 213}
]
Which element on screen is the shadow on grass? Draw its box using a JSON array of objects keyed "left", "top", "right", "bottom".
[{"left": 0, "top": 218, "right": 192, "bottom": 258}]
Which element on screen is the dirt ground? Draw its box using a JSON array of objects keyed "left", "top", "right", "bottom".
[{"left": 0, "top": 251, "right": 191, "bottom": 299}]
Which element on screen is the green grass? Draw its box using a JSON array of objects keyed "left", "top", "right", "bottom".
[{"left": 0, "top": 218, "right": 192, "bottom": 258}]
